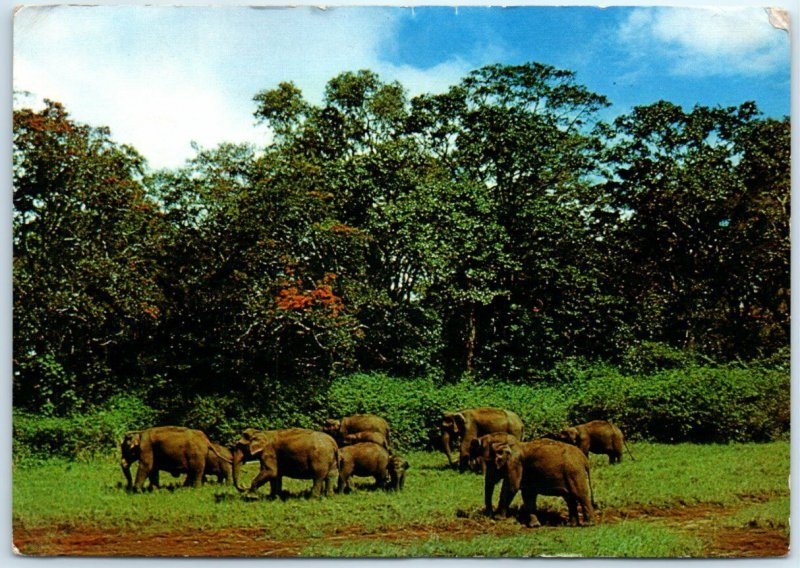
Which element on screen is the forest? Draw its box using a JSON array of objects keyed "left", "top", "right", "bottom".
[{"left": 12, "top": 62, "right": 790, "bottom": 450}]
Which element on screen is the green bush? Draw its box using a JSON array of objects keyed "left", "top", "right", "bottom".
[
  {"left": 13, "top": 394, "right": 159, "bottom": 462},
  {"left": 13, "top": 362, "right": 790, "bottom": 460},
  {"left": 325, "top": 372, "right": 575, "bottom": 450},
  {"left": 569, "top": 366, "right": 790, "bottom": 442}
]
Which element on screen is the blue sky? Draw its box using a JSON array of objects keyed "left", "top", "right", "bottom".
[{"left": 13, "top": 5, "right": 791, "bottom": 169}]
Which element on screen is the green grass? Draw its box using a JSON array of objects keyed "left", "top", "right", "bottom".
[
  {"left": 723, "top": 496, "right": 790, "bottom": 535},
  {"left": 12, "top": 442, "right": 790, "bottom": 557},
  {"left": 300, "top": 522, "right": 705, "bottom": 557}
]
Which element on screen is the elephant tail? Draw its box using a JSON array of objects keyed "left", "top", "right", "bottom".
[
  {"left": 207, "top": 442, "right": 233, "bottom": 464},
  {"left": 622, "top": 437, "right": 636, "bottom": 461},
  {"left": 608, "top": 419, "right": 635, "bottom": 462},
  {"left": 586, "top": 464, "right": 597, "bottom": 510}
]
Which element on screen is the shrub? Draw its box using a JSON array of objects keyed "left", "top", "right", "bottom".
[
  {"left": 569, "top": 366, "right": 790, "bottom": 442},
  {"left": 13, "top": 394, "right": 159, "bottom": 462}
]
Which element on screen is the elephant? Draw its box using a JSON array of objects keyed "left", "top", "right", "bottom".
[
  {"left": 342, "top": 431, "right": 389, "bottom": 449},
  {"left": 387, "top": 455, "right": 410, "bottom": 491},
  {"left": 468, "top": 432, "right": 518, "bottom": 517},
  {"left": 120, "top": 426, "right": 230, "bottom": 491},
  {"left": 558, "top": 420, "right": 633, "bottom": 464},
  {"left": 495, "top": 439, "right": 595, "bottom": 527},
  {"left": 324, "top": 414, "right": 392, "bottom": 448},
  {"left": 232, "top": 427, "right": 339, "bottom": 498},
  {"left": 204, "top": 442, "right": 233, "bottom": 484},
  {"left": 441, "top": 407, "right": 524, "bottom": 471},
  {"left": 337, "top": 442, "right": 391, "bottom": 493}
]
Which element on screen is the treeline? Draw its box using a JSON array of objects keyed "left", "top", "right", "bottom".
[{"left": 13, "top": 63, "right": 789, "bottom": 418}]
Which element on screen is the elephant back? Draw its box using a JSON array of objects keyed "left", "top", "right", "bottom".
[{"left": 272, "top": 429, "right": 338, "bottom": 479}]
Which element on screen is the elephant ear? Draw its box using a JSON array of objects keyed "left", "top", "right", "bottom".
[
  {"left": 453, "top": 412, "right": 466, "bottom": 434},
  {"left": 248, "top": 433, "right": 271, "bottom": 456}
]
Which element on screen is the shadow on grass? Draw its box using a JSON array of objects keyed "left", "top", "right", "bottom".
[{"left": 456, "top": 504, "right": 572, "bottom": 527}]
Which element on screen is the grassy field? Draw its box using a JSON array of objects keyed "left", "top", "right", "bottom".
[{"left": 13, "top": 442, "right": 790, "bottom": 557}]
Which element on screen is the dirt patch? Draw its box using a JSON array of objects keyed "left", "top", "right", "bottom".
[
  {"left": 13, "top": 500, "right": 789, "bottom": 558},
  {"left": 13, "top": 526, "right": 304, "bottom": 557},
  {"left": 599, "top": 502, "right": 789, "bottom": 558},
  {"left": 703, "top": 527, "right": 788, "bottom": 558}
]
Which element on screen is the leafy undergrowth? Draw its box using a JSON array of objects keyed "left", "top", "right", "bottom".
[{"left": 13, "top": 442, "right": 790, "bottom": 557}]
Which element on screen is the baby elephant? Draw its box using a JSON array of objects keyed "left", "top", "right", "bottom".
[
  {"left": 204, "top": 442, "right": 233, "bottom": 484},
  {"left": 387, "top": 455, "right": 410, "bottom": 490},
  {"left": 343, "top": 431, "right": 389, "bottom": 450},
  {"left": 559, "top": 420, "right": 634, "bottom": 464},
  {"left": 337, "top": 442, "right": 391, "bottom": 493}
]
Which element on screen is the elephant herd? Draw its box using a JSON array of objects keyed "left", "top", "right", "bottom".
[
  {"left": 440, "top": 407, "right": 633, "bottom": 527},
  {"left": 119, "top": 414, "right": 409, "bottom": 498},
  {"left": 120, "top": 407, "right": 631, "bottom": 528}
]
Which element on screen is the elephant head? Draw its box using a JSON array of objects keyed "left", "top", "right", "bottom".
[
  {"left": 232, "top": 427, "right": 269, "bottom": 492},
  {"left": 494, "top": 444, "right": 523, "bottom": 492},
  {"left": 559, "top": 427, "right": 580, "bottom": 446},
  {"left": 120, "top": 431, "right": 141, "bottom": 489},
  {"left": 387, "top": 456, "right": 410, "bottom": 490},
  {"left": 441, "top": 412, "right": 466, "bottom": 436},
  {"left": 440, "top": 412, "right": 466, "bottom": 467},
  {"left": 322, "top": 419, "right": 341, "bottom": 436}
]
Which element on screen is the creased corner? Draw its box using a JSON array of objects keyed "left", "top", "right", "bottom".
[{"left": 766, "top": 8, "right": 790, "bottom": 32}]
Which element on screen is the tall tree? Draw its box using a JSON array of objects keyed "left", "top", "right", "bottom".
[{"left": 14, "top": 101, "right": 164, "bottom": 413}]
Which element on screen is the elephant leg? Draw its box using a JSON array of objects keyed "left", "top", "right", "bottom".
[
  {"left": 270, "top": 476, "right": 283, "bottom": 498},
  {"left": 310, "top": 477, "right": 324, "bottom": 499},
  {"left": 520, "top": 487, "right": 540, "bottom": 528},
  {"left": 248, "top": 467, "right": 272, "bottom": 493},
  {"left": 579, "top": 494, "right": 595, "bottom": 525},
  {"left": 134, "top": 461, "right": 151, "bottom": 492},
  {"left": 148, "top": 469, "right": 160, "bottom": 490},
  {"left": 325, "top": 471, "right": 337, "bottom": 497},
  {"left": 483, "top": 475, "right": 496, "bottom": 516},
  {"left": 566, "top": 496, "right": 579, "bottom": 526},
  {"left": 497, "top": 478, "right": 516, "bottom": 518},
  {"left": 185, "top": 470, "right": 203, "bottom": 488}
]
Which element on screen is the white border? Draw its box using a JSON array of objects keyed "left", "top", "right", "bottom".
[{"left": 2, "top": 1, "right": 798, "bottom": 567}]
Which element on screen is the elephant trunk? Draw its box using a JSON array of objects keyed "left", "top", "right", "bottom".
[
  {"left": 442, "top": 431, "right": 455, "bottom": 466},
  {"left": 120, "top": 458, "right": 133, "bottom": 489},
  {"left": 232, "top": 447, "right": 247, "bottom": 492}
]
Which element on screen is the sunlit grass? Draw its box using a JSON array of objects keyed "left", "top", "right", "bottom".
[
  {"left": 12, "top": 442, "right": 789, "bottom": 556},
  {"left": 300, "top": 522, "right": 705, "bottom": 558}
]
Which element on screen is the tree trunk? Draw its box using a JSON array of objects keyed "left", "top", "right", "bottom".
[{"left": 465, "top": 303, "right": 477, "bottom": 376}]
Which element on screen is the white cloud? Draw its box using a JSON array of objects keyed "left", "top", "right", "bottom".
[
  {"left": 13, "top": 6, "right": 473, "bottom": 170},
  {"left": 618, "top": 7, "right": 788, "bottom": 76}
]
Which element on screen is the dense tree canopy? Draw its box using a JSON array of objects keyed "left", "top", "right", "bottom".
[{"left": 12, "top": 63, "right": 790, "bottom": 416}]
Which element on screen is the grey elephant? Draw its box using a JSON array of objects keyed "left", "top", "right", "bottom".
[
  {"left": 324, "top": 414, "right": 392, "bottom": 448},
  {"left": 469, "top": 432, "right": 518, "bottom": 517},
  {"left": 387, "top": 455, "right": 410, "bottom": 491},
  {"left": 558, "top": 420, "right": 634, "bottom": 464},
  {"left": 441, "top": 407, "right": 524, "bottom": 471},
  {"left": 232, "top": 428, "right": 339, "bottom": 498},
  {"left": 337, "top": 442, "right": 391, "bottom": 493},
  {"left": 120, "top": 426, "right": 230, "bottom": 491},
  {"left": 495, "top": 438, "right": 595, "bottom": 527}
]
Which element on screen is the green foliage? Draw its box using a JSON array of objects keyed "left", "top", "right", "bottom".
[
  {"left": 326, "top": 363, "right": 789, "bottom": 449},
  {"left": 13, "top": 66, "right": 789, "bottom": 426},
  {"left": 570, "top": 366, "right": 790, "bottom": 442},
  {"left": 13, "top": 394, "right": 158, "bottom": 462}
]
